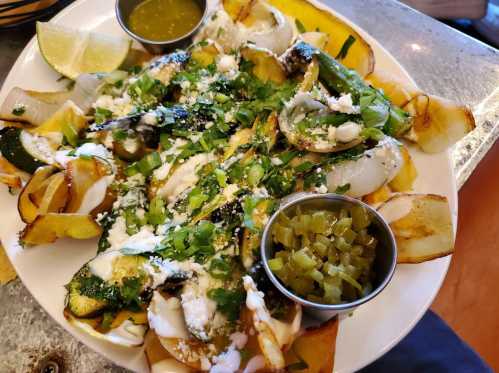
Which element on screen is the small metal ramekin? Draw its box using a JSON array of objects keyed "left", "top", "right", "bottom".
[
  {"left": 115, "top": 0, "right": 208, "bottom": 54},
  {"left": 261, "top": 193, "right": 397, "bottom": 320}
]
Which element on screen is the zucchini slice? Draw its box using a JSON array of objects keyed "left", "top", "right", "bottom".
[
  {"left": 66, "top": 270, "right": 107, "bottom": 318},
  {"left": 0, "top": 127, "right": 55, "bottom": 174}
]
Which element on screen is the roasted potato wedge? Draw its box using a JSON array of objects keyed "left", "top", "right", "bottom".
[
  {"left": 21, "top": 213, "right": 102, "bottom": 245},
  {"left": 0, "top": 154, "right": 28, "bottom": 188},
  {"left": 378, "top": 193, "right": 454, "bottom": 263},
  {"left": 240, "top": 45, "right": 287, "bottom": 84},
  {"left": 268, "top": 0, "right": 375, "bottom": 77},
  {"left": 18, "top": 165, "right": 57, "bottom": 223},
  {"left": 65, "top": 158, "right": 109, "bottom": 213},
  {"left": 388, "top": 145, "right": 418, "bottom": 192},
  {"left": 403, "top": 94, "right": 476, "bottom": 153},
  {"left": 0, "top": 173, "right": 22, "bottom": 189},
  {"left": 284, "top": 317, "right": 339, "bottom": 373}
]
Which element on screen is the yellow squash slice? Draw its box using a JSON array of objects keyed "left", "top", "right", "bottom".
[
  {"left": 284, "top": 317, "right": 339, "bottom": 373},
  {"left": 268, "top": 0, "right": 375, "bottom": 76}
]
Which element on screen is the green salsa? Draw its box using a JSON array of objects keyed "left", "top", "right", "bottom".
[{"left": 128, "top": 0, "right": 203, "bottom": 42}]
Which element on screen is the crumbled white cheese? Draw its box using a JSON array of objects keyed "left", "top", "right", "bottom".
[
  {"left": 180, "top": 80, "right": 191, "bottom": 90},
  {"left": 106, "top": 217, "right": 129, "bottom": 251},
  {"left": 315, "top": 184, "right": 328, "bottom": 194},
  {"left": 335, "top": 121, "right": 362, "bottom": 143},
  {"left": 181, "top": 273, "right": 220, "bottom": 341},
  {"left": 223, "top": 184, "right": 240, "bottom": 201},
  {"left": 123, "top": 138, "right": 139, "bottom": 153},
  {"left": 327, "top": 93, "right": 359, "bottom": 114},
  {"left": 270, "top": 157, "right": 283, "bottom": 166},
  {"left": 217, "top": 54, "right": 238, "bottom": 76},
  {"left": 252, "top": 186, "right": 269, "bottom": 199},
  {"left": 93, "top": 94, "right": 133, "bottom": 117}
]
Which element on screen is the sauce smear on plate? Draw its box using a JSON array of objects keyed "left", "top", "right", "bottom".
[{"left": 128, "top": 0, "right": 203, "bottom": 42}]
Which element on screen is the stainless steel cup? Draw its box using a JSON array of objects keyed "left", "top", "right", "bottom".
[
  {"left": 261, "top": 193, "right": 397, "bottom": 321},
  {"left": 115, "top": 0, "right": 208, "bottom": 54}
]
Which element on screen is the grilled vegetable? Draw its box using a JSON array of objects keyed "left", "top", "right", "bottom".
[
  {"left": 18, "top": 166, "right": 58, "bottom": 223},
  {"left": 268, "top": 0, "right": 374, "bottom": 76},
  {"left": 0, "top": 74, "right": 105, "bottom": 125},
  {"left": 33, "top": 100, "right": 88, "bottom": 146},
  {"left": 240, "top": 45, "right": 287, "bottom": 84},
  {"left": 67, "top": 270, "right": 108, "bottom": 318},
  {"left": 0, "top": 127, "right": 56, "bottom": 173}
]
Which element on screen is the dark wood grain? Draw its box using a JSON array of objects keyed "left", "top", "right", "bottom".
[{"left": 432, "top": 140, "right": 499, "bottom": 371}]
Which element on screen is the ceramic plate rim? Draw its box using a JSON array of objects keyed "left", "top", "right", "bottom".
[{"left": 0, "top": 1, "right": 456, "bottom": 372}]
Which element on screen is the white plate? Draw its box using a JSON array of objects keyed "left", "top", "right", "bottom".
[{"left": 0, "top": 0, "right": 457, "bottom": 372}]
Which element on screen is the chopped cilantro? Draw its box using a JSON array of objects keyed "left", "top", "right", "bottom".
[
  {"left": 94, "top": 107, "right": 113, "bottom": 124},
  {"left": 208, "top": 257, "right": 232, "bottom": 280},
  {"left": 207, "top": 288, "right": 245, "bottom": 321},
  {"left": 334, "top": 183, "right": 351, "bottom": 194}
]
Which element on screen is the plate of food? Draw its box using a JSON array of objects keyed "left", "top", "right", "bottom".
[{"left": 0, "top": 0, "right": 475, "bottom": 372}]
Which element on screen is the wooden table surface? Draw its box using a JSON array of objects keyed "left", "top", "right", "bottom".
[{"left": 432, "top": 140, "right": 499, "bottom": 371}]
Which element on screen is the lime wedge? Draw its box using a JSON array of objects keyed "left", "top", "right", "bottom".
[{"left": 36, "top": 22, "right": 131, "bottom": 79}]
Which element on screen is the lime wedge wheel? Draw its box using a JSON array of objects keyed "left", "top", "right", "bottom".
[{"left": 36, "top": 22, "right": 132, "bottom": 79}]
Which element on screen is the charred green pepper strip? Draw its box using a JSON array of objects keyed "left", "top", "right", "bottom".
[
  {"left": 315, "top": 45, "right": 411, "bottom": 136},
  {"left": 286, "top": 42, "right": 410, "bottom": 136}
]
